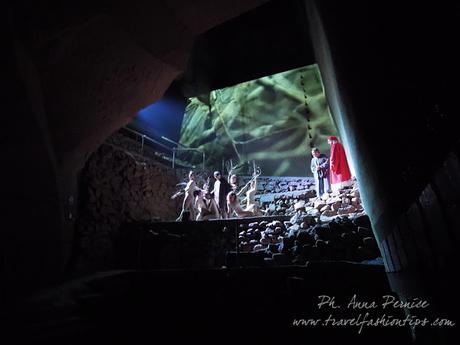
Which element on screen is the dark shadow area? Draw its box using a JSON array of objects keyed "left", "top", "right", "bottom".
[{"left": 3, "top": 0, "right": 460, "bottom": 344}]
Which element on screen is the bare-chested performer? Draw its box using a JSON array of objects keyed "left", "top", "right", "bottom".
[
  {"left": 244, "top": 173, "right": 263, "bottom": 216},
  {"left": 195, "top": 189, "right": 220, "bottom": 220},
  {"left": 229, "top": 174, "right": 239, "bottom": 192},
  {"left": 178, "top": 170, "right": 200, "bottom": 221},
  {"left": 227, "top": 191, "right": 256, "bottom": 218}
]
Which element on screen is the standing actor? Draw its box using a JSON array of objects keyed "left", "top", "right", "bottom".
[
  {"left": 327, "top": 136, "right": 352, "bottom": 192},
  {"left": 212, "top": 171, "right": 232, "bottom": 219},
  {"left": 310, "top": 147, "right": 331, "bottom": 198}
]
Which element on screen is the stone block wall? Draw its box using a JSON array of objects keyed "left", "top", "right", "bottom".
[{"left": 72, "top": 137, "right": 182, "bottom": 272}]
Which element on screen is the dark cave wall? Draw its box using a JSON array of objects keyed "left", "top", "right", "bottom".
[
  {"left": 306, "top": 0, "right": 460, "bottom": 342},
  {"left": 72, "top": 137, "right": 181, "bottom": 272},
  {"left": 12, "top": 0, "right": 269, "bottom": 175},
  {"left": 306, "top": 0, "right": 459, "bottom": 267},
  {"left": 4, "top": 0, "right": 268, "bottom": 299},
  {"left": 3, "top": 33, "right": 65, "bottom": 303},
  {"left": 310, "top": 0, "right": 459, "bottom": 215}
]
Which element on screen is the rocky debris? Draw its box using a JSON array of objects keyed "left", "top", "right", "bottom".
[
  {"left": 232, "top": 214, "right": 380, "bottom": 265},
  {"left": 293, "top": 200, "right": 306, "bottom": 210},
  {"left": 252, "top": 176, "right": 316, "bottom": 193},
  {"left": 234, "top": 176, "right": 366, "bottom": 220},
  {"left": 337, "top": 205, "right": 357, "bottom": 215}
]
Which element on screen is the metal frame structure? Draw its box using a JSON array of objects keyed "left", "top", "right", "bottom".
[{"left": 123, "top": 126, "right": 205, "bottom": 170}]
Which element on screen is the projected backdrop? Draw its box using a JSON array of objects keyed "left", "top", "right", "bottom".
[{"left": 179, "top": 64, "right": 338, "bottom": 176}]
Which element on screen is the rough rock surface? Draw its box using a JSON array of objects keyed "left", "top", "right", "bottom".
[
  {"left": 74, "top": 140, "right": 181, "bottom": 271},
  {"left": 234, "top": 176, "right": 365, "bottom": 219},
  {"left": 232, "top": 214, "right": 380, "bottom": 265}
]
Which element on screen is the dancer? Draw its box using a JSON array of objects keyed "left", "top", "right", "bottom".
[
  {"left": 327, "top": 136, "right": 352, "bottom": 192},
  {"left": 229, "top": 174, "right": 239, "bottom": 192},
  {"left": 195, "top": 189, "right": 220, "bottom": 220},
  {"left": 178, "top": 171, "right": 200, "bottom": 221},
  {"left": 227, "top": 191, "right": 255, "bottom": 218},
  {"left": 244, "top": 173, "right": 263, "bottom": 216}
]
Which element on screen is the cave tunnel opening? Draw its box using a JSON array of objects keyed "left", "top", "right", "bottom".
[{"left": 3, "top": 0, "right": 460, "bottom": 344}]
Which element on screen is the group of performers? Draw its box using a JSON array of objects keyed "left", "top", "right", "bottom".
[
  {"left": 177, "top": 168, "right": 263, "bottom": 221},
  {"left": 177, "top": 135, "right": 352, "bottom": 221},
  {"left": 310, "top": 136, "right": 352, "bottom": 198}
]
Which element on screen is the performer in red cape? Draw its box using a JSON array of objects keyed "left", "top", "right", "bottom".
[{"left": 327, "top": 136, "right": 352, "bottom": 192}]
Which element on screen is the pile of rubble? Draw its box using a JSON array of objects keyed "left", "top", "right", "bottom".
[
  {"left": 255, "top": 178, "right": 365, "bottom": 220},
  {"left": 235, "top": 214, "right": 380, "bottom": 264},
  {"left": 253, "top": 176, "right": 316, "bottom": 193}
]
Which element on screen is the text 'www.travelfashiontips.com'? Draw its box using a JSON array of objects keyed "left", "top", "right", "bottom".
[{"left": 292, "top": 294, "right": 455, "bottom": 334}]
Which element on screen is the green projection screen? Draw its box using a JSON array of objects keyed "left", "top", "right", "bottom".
[{"left": 178, "top": 64, "right": 338, "bottom": 176}]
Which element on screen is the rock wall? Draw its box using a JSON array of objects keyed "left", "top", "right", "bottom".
[
  {"left": 73, "top": 139, "right": 181, "bottom": 272},
  {"left": 234, "top": 176, "right": 365, "bottom": 218},
  {"left": 234, "top": 214, "right": 380, "bottom": 265}
]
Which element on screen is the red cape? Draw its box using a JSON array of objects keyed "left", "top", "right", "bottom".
[{"left": 330, "top": 142, "right": 351, "bottom": 184}]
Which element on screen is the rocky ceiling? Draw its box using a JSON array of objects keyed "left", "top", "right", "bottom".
[
  {"left": 180, "top": 0, "right": 316, "bottom": 97},
  {"left": 10, "top": 0, "right": 271, "bottom": 174}
]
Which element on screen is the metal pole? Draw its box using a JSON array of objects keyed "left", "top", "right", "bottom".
[
  {"left": 141, "top": 135, "right": 145, "bottom": 155},
  {"left": 172, "top": 147, "right": 176, "bottom": 169},
  {"left": 161, "top": 136, "right": 188, "bottom": 148},
  {"left": 123, "top": 127, "right": 174, "bottom": 151}
]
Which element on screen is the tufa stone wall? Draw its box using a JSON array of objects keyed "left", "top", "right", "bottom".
[{"left": 72, "top": 140, "right": 181, "bottom": 272}]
